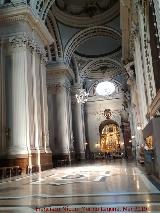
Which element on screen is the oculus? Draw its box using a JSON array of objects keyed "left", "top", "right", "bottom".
[{"left": 96, "top": 81, "right": 115, "bottom": 96}]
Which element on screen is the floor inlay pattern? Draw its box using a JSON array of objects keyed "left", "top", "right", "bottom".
[{"left": 0, "top": 161, "right": 160, "bottom": 212}]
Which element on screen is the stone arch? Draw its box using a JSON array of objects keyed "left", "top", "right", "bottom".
[
  {"left": 80, "top": 57, "right": 125, "bottom": 79},
  {"left": 45, "top": 8, "right": 63, "bottom": 60},
  {"left": 64, "top": 26, "right": 121, "bottom": 65}
]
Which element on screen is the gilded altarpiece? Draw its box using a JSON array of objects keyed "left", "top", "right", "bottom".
[{"left": 100, "top": 124, "right": 120, "bottom": 153}]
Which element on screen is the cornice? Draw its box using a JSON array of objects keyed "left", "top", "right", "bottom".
[{"left": 0, "top": 5, "right": 53, "bottom": 46}]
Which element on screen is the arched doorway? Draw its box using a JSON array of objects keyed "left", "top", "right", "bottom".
[{"left": 99, "top": 120, "right": 121, "bottom": 155}]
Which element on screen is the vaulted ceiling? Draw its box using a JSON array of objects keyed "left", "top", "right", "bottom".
[{"left": 44, "top": 0, "right": 127, "bottom": 95}]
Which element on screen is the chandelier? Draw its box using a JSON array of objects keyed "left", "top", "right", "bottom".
[{"left": 75, "top": 89, "right": 89, "bottom": 103}]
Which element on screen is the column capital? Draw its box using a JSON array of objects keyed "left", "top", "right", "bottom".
[
  {"left": 9, "top": 33, "right": 47, "bottom": 61},
  {"left": 71, "top": 83, "right": 83, "bottom": 94},
  {"left": 71, "top": 83, "right": 84, "bottom": 104},
  {"left": 47, "top": 61, "right": 75, "bottom": 81},
  {"left": 9, "top": 34, "right": 28, "bottom": 49},
  {"left": 47, "top": 80, "right": 71, "bottom": 94}
]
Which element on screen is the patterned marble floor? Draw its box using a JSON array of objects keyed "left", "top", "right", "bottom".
[{"left": 0, "top": 160, "right": 160, "bottom": 212}]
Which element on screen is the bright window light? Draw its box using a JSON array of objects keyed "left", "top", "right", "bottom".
[{"left": 96, "top": 81, "right": 115, "bottom": 96}]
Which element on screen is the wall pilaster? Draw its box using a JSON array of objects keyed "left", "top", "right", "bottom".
[{"left": 40, "top": 59, "right": 50, "bottom": 153}]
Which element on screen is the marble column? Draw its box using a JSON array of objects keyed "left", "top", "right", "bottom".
[
  {"left": 7, "top": 37, "right": 30, "bottom": 156},
  {"left": 121, "top": 120, "right": 132, "bottom": 159},
  {"left": 55, "top": 83, "right": 70, "bottom": 159},
  {"left": 71, "top": 84, "right": 85, "bottom": 160},
  {"left": 66, "top": 86, "right": 75, "bottom": 160},
  {"left": 47, "top": 63, "right": 74, "bottom": 161},
  {"left": 29, "top": 45, "right": 52, "bottom": 170}
]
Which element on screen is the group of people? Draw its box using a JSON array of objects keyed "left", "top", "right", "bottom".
[{"left": 105, "top": 152, "right": 113, "bottom": 160}]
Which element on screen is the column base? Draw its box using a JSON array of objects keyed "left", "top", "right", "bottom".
[
  {"left": 52, "top": 153, "right": 70, "bottom": 167},
  {"left": 0, "top": 156, "right": 28, "bottom": 174},
  {"left": 0, "top": 152, "right": 53, "bottom": 175},
  {"left": 75, "top": 152, "right": 85, "bottom": 161},
  {"left": 27, "top": 152, "right": 53, "bottom": 173}
]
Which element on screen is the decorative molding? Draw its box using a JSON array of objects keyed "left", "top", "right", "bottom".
[
  {"left": 140, "top": 2, "right": 155, "bottom": 101},
  {"left": 149, "top": 89, "right": 160, "bottom": 116},
  {"left": 41, "top": 0, "right": 55, "bottom": 21},
  {"left": 129, "top": 22, "right": 139, "bottom": 59}
]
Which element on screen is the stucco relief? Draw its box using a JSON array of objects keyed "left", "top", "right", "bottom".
[{"left": 86, "top": 107, "right": 122, "bottom": 124}]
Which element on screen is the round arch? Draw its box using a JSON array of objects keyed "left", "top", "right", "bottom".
[
  {"left": 64, "top": 26, "right": 121, "bottom": 65},
  {"left": 80, "top": 57, "right": 124, "bottom": 78}
]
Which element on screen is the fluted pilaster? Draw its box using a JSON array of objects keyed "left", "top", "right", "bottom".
[{"left": 40, "top": 60, "right": 50, "bottom": 152}]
